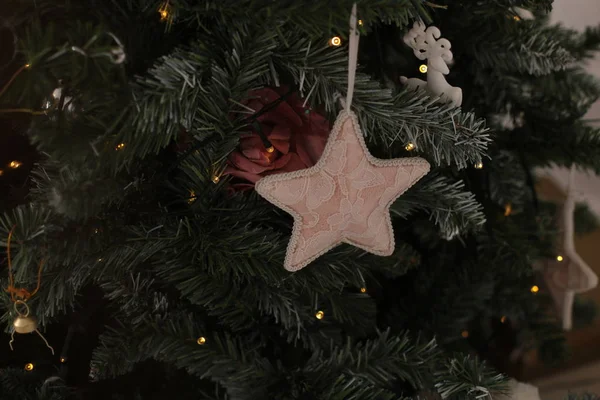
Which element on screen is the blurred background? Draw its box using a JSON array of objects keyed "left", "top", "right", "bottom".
[{"left": 535, "top": 0, "right": 600, "bottom": 398}]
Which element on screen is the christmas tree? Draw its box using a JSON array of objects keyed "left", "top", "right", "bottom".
[{"left": 1, "top": 0, "right": 600, "bottom": 398}]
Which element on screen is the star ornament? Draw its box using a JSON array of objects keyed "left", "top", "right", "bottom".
[
  {"left": 541, "top": 193, "right": 598, "bottom": 330},
  {"left": 256, "top": 110, "right": 430, "bottom": 271}
]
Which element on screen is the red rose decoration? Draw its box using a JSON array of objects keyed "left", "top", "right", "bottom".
[{"left": 224, "top": 87, "right": 330, "bottom": 191}]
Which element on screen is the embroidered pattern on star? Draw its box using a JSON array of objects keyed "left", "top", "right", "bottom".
[{"left": 256, "top": 111, "right": 429, "bottom": 271}]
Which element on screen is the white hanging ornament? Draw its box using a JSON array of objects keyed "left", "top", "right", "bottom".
[
  {"left": 512, "top": 7, "right": 535, "bottom": 21},
  {"left": 496, "top": 379, "right": 541, "bottom": 400},
  {"left": 42, "top": 87, "right": 76, "bottom": 113},
  {"left": 537, "top": 166, "right": 599, "bottom": 330},
  {"left": 400, "top": 21, "right": 463, "bottom": 107}
]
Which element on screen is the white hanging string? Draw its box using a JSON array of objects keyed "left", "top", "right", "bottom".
[
  {"left": 566, "top": 164, "right": 584, "bottom": 203},
  {"left": 346, "top": 3, "right": 359, "bottom": 112},
  {"left": 567, "top": 164, "right": 576, "bottom": 197}
]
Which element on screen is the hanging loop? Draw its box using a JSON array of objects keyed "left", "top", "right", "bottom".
[
  {"left": 14, "top": 300, "right": 30, "bottom": 317},
  {"left": 346, "top": 3, "right": 359, "bottom": 112}
]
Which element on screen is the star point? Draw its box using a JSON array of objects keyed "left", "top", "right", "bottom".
[{"left": 256, "top": 111, "right": 430, "bottom": 271}]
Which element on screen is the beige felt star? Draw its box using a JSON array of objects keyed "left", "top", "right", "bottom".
[
  {"left": 541, "top": 192, "right": 598, "bottom": 330},
  {"left": 255, "top": 110, "right": 430, "bottom": 271}
]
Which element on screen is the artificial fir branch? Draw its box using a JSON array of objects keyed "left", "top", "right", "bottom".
[{"left": 0, "top": 0, "right": 599, "bottom": 397}]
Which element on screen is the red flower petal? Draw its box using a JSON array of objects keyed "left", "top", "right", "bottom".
[
  {"left": 228, "top": 151, "right": 272, "bottom": 174},
  {"left": 223, "top": 165, "right": 262, "bottom": 184},
  {"left": 227, "top": 87, "right": 332, "bottom": 192},
  {"left": 268, "top": 125, "right": 292, "bottom": 141},
  {"left": 268, "top": 126, "right": 291, "bottom": 154}
]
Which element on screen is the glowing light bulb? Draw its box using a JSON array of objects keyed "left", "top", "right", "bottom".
[
  {"left": 405, "top": 142, "right": 415, "bottom": 151},
  {"left": 158, "top": 3, "right": 170, "bottom": 21},
  {"left": 500, "top": 316, "right": 507, "bottom": 323},
  {"left": 266, "top": 146, "right": 275, "bottom": 153},
  {"left": 556, "top": 255, "right": 564, "bottom": 262},
  {"left": 9, "top": 161, "right": 22, "bottom": 169},
  {"left": 461, "top": 330, "right": 469, "bottom": 338},
  {"left": 530, "top": 285, "right": 539, "bottom": 294},
  {"left": 0, "top": 169, "right": 4, "bottom": 176},
  {"left": 115, "top": 143, "right": 126, "bottom": 150},
  {"left": 60, "top": 357, "right": 67, "bottom": 363},
  {"left": 474, "top": 162, "right": 483, "bottom": 169},
  {"left": 24, "top": 363, "right": 34, "bottom": 371},
  {"left": 212, "top": 175, "right": 220, "bottom": 184},
  {"left": 419, "top": 64, "right": 428, "bottom": 73},
  {"left": 358, "top": 20, "right": 364, "bottom": 26},
  {"left": 360, "top": 287, "right": 367, "bottom": 293},
  {"left": 329, "top": 36, "right": 342, "bottom": 47},
  {"left": 504, "top": 203, "right": 512, "bottom": 217},
  {"left": 315, "top": 310, "right": 324, "bottom": 320},
  {"left": 197, "top": 336, "right": 206, "bottom": 345},
  {"left": 25, "top": 64, "right": 31, "bottom": 69},
  {"left": 513, "top": 15, "right": 521, "bottom": 21},
  {"left": 188, "top": 190, "right": 197, "bottom": 204}
]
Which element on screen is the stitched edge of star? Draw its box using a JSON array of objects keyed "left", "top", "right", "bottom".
[{"left": 256, "top": 109, "right": 430, "bottom": 272}]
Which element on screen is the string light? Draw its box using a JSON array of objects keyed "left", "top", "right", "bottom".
[
  {"left": 500, "top": 316, "right": 507, "bottom": 323},
  {"left": 25, "top": 64, "right": 31, "bottom": 69},
  {"left": 513, "top": 15, "right": 521, "bottom": 21},
  {"left": 158, "top": 2, "right": 170, "bottom": 21},
  {"left": 24, "top": 363, "right": 34, "bottom": 371},
  {"left": 405, "top": 142, "right": 416, "bottom": 151},
  {"left": 94, "top": 228, "right": 100, "bottom": 234},
  {"left": 504, "top": 203, "right": 512, "bottom": 217},
  {"left": 329, "top": 36, "right": 342, "bottom": 47},
  {"left": 197, "top": 336, "right": 206, "bottom": 345},
  {"left": 360, "top": 287, "right": 367, "bottom": 293},
  {"left": 315, "top": 310, "right": 324, "bottom": 320},
  {"left": 188, "top": 190, "right": 197, "bottom": 204},
  {"left": 9, "top": 161, "right": 22, "bottom": 169},
  {"left": 0, "top": 169, "right": 4, "bottom": 176},
  {"left": 60, "top": 357, "right": 67, "bottom": 363},
  {"left": 211, "top": 175, "right": 220, "bottom": 184},
  {"left": 358, "top": 20, "right": 364, "bottom": 26},
  {"left": 530, "top": 285, "right": 539, "bottom": 294},
  {"left": 115, "top": 143, "right": 126, "bottom": 150},
  {"left": 556, "top": 255, "right": 564, "bottom": 262},
  {"left": 97, "top": 258, "right": 103, "bottom": 262},
  {"left": 419, "top": 64, "right": 428, "bottom": 73},
  {"left": 461, "top": 330, "right": 469, "bottom": 338},
  {"left": 474, "top": 162, "right": 484, "bottom": 169},
  {"left": 265, "top": 146, "right": 275, "bottom": 153}
]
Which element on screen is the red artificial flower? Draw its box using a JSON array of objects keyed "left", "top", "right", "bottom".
[{"left": 224, "top": 87, "right": 330, "bottom": 191}]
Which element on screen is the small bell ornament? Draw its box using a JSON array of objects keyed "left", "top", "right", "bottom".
[
  {"left": 4, "top": 227, "right": 54, "bottom": 355},
  {"left": 14, "top": 313, "right": 37, "bottom": 334},
  {"left": 9, "top": 300, "right": 54, "bottom": 354}
]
